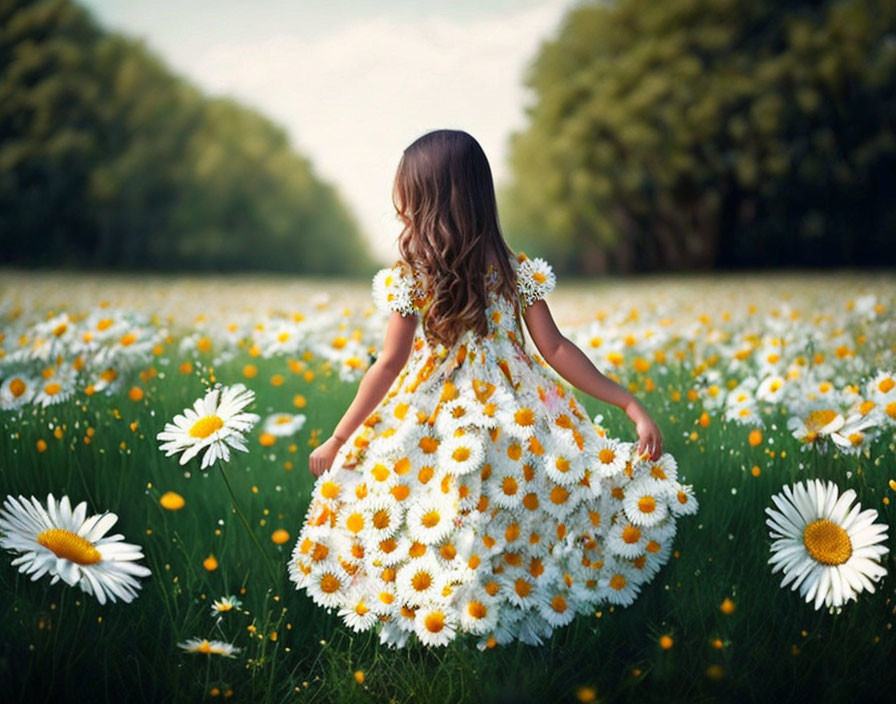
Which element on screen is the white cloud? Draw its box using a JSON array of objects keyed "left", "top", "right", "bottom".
[{"left": 177, "top": 1, "right": 572, "bottom": 262}]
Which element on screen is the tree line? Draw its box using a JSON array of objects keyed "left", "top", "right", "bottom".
[
  {"left": 499, "top": 0, "right": 896, "bottom": 273},
  {"left": 0, "top": 0, "right": 375, "bottom": 273}
]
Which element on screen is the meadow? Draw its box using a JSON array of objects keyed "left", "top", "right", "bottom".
[{"left": 1, "top": 268, "right": 895, "bottom": 704}]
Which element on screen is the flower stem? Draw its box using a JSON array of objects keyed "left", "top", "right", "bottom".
[{"left": 217, "top": 464, "right": 279, "bottom": 588}]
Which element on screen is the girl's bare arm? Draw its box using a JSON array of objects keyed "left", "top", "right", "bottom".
[
  {"left": 309, "top": 311, "right": 417, "bottom": 476},
  {"left": 522, "top": 299, "right": 663, "bottom": 459}
]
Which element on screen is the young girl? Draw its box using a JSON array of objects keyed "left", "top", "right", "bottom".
[{"left": 289, "top": 129, "right": 698, "bottom": 649}]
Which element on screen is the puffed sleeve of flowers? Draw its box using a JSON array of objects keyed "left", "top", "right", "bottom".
[
  {"left": 514, "top": 253, "right": 557, "bottom": 308},
  {"left": 371, "top": 261, "right": 419, "bottom": 317}
]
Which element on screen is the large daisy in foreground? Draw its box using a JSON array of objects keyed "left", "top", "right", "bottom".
[
  {"left": 156, "top": 383, "right": 260, "bottom": 469},
  {"left": 765, "top": 479, "right": 889, "bottom": 611},
  {"left": 0, "top": 493, "right": 152, "bottom": 604}
]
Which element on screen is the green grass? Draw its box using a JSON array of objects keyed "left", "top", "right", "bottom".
[{"left": 2, "top": 348, "right": 894, "bottom": 704}]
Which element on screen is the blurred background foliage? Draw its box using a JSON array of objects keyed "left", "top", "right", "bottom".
[
  {"left": 500, "top": 0, "right": 896, "bottom": 273},
  {"left": 1, "top": 0, "right": 895, "bottom": 274},
  {"left": 0, "top": 0, "right": 375, "bottom": 273}
]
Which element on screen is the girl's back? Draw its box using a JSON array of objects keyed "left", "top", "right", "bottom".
[{"left": 292, "top": 128, "right": 697, "bottom": 649}]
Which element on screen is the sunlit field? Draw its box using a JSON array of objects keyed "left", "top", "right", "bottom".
[{"left": 1, "top": 269, "right": 895, "bottom": 704}]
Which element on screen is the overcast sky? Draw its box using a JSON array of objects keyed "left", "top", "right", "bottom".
[{"left": 80, "top": 0, "right": 577, "bottom": 264}]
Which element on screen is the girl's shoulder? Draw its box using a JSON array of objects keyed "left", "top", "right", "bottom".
[
  {"left": 512, "top": 251, "right": 557, "bottom": 308},
  {"left": 371, "top": 259, "right": 427, "bottom": 317}
]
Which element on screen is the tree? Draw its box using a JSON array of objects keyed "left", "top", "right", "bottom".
[
  {"left": 0, "top": 0, "right": 374, "bottom": 273},
  {"left": 500, "top": 0, "right": 896, "bottom": 272}
]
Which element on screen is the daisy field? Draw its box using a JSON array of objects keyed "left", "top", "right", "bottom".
[{"left": 0, "top": 270, "right": 894, "bottom": 703}]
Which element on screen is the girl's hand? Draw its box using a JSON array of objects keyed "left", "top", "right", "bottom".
[
  {"left": 309, "top": 436, "right": 345, "bottom": 478},
  {"left": 633, "top": 413, "right": 663, "bottom": 462}
]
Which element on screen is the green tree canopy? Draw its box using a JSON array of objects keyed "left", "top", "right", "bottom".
[
  {"left": 0, "top": 0, "right": 374, "bottom": 273},
  {"left": 500, "top": 0, "right": 896, "bottom": 273}
]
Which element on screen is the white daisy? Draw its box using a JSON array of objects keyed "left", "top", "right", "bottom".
[
  {"left": 633, "top": 530, "right": 674, "bottom": 580},
  {"left": 588, "top": 436, "right": 629, "bottom": 479},
  {"left": 470, "top": 385, "right": 514, "bottom": 430},
  {"left": 540, "top": 480, "right": 582, "bottom": 523},
  {"left": 536, "top": 585, "right": 578, "bottom": 628},
  {"left": 497, "top": 402, "right": 540, "bottom": 441},
  {"left": 359, "top": 494, "right": 404, "bottom": 542},
  {"left": 596, "top": 558, "right": 643, "bottom": 607},
  {"left": 360, "top": 456, "right": 400, "bottom": 492},
  {"left": 366, "top": 534, "right": 411, "bottom": 568},
  {"left": 406, "top": 492, "right": 458, "bottom": 546},
  {"left": 765, "top": 478, "right": 889, "bottom": 611},
  {"left": 367, "top": 578, "right": 399, "bottom": 615},
  {"left": 756, "top": 374, "right": 788, "bottom": 404},
  {"left": 305, "top": 559, "right": 352, "bottom": 610},
  {"left": 543, "top": 438, "right": 586, "bottom": 487},
  {"left": 437, "top": 431, "right": 486, "bottom": 476},
  {"left": 829, "top": 411, "right": 880, "bottom": 455},
  {"left": 337, "top": 588, "right": 380, "bottom": 633},
  {"left": 177, "top": 637, "right": 242, "bottom": 657},
  {"left": 786, "top": 405, "right": 846, "bottom": 448},
  {"left": 413, "top": 603, "right": 459, "bottom": 647},
  {"left": 499, "top": 567, "right": 541, "bottom": 610},
  {"left": 395, "top": 555, "right": 446, "bottom": 607},
  {"left": 455, "top": 472, "right": 482, "bottom": 513},
  {"left": 457, "top": 585, "right": 500, "bottom": 635},
  {"left": 0, "top": 374, "right": 35, "bottom": 411},
  {"left": 369, "top": 418, "right": 420, "bottom": 458},
  {"left": 210, "top": 594, "right": 243, "bottom": 618},
  {"left": 866, "top": 370, "right": 896, "bottom": 409},
  {"left": 0, "top": 493, "right": 152, "bottom": 605},
  {"left": 667, "top": 482, "right": 700, "bottom": 517},
  {"left": 31, "top": 364, "right": 78, "bottom": 408},
  {"left": 487, "top": 463, "right": 526, "bottom": 511},
  {"left": 436, "top": 394, "right": 481, "bottom": 435},
  {"left": 606, "top": 519, "right": 650, "bottom": 559},
  {"left": 631, "top": 452, "right": 679, "bottom": 484},
  {"left": 515, "top": 255, "right": 557, "bottom": 307},
  {"left": 262, "top": 412, "right": 306, "bottom": 437},
  {"left": 372, "top": 263, "right": 418, "bottom": 317},
  {"left": 622, "top": 477, "right": 671, "bottom": 528},
  {"left": 156, "top": 383, "right": 260, "bottom": 470}
]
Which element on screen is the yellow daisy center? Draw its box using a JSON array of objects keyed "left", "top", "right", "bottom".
[
  {"left": 424, "top": 611, "right": 445, "bottom": 633},
  {"left": 452, "top": 447, "right": 471, "bottom": 462},
  {"left": 598, "top": 448, "right": 616, "bottom": 464},
  {"left": 609, "top": 574, "right": 627, "bottom": 590},
  {"left": 467, "top": 601, "right": 487, "bottom": 619},
  {"left": 502, "top": 477, "right": 518, "bottom": 496},
  {"left": 37, "top": 528, "right": 101, "bottom": 565},
  {"left": 637, "top": 496, "right": 656, "bottom": 513},
  {"left": 319, "top": 573, "right": 341, "bottom": 593},
  {"left": 514, "top": 408, "right": 535, "bottom": 426},
  {"left": 622, "top": 525, "right": 641, "bottom": 544},
  {"left": 803, "top": 519, "right": 852, "bottom": 566},
  {"left": 421, "top": 510, "right": 441, "bottom": 528},
  {"left": 9, "top": 378, "right": 26, "bottom": 397},
  {"left": 805, "top": 409, "right": 837, "bottom": 432},
  {"left": 412, "top": 571, "right": 432, "bottom": 591},
  {"left": 551, "top": 595, "right": 567, "bottom": 613},
  {"left": 190, "top": 415, "right": 224, "bottom": 438}
]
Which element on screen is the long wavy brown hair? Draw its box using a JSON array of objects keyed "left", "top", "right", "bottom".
[{"left": 392, "top": 129, "right": 523, "bottom": 351}]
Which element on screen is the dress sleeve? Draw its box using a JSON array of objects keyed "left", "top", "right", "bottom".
[
  {"left": 514, "top": 253, "right": 557, "bottom": 308},
  {"left": 371, "top": 260, "right": 420, "bottom": 317}
]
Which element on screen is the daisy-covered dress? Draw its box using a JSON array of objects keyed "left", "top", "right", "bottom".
[{"left": 288, "top": 252, "right": 699, "bottom": 649}]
